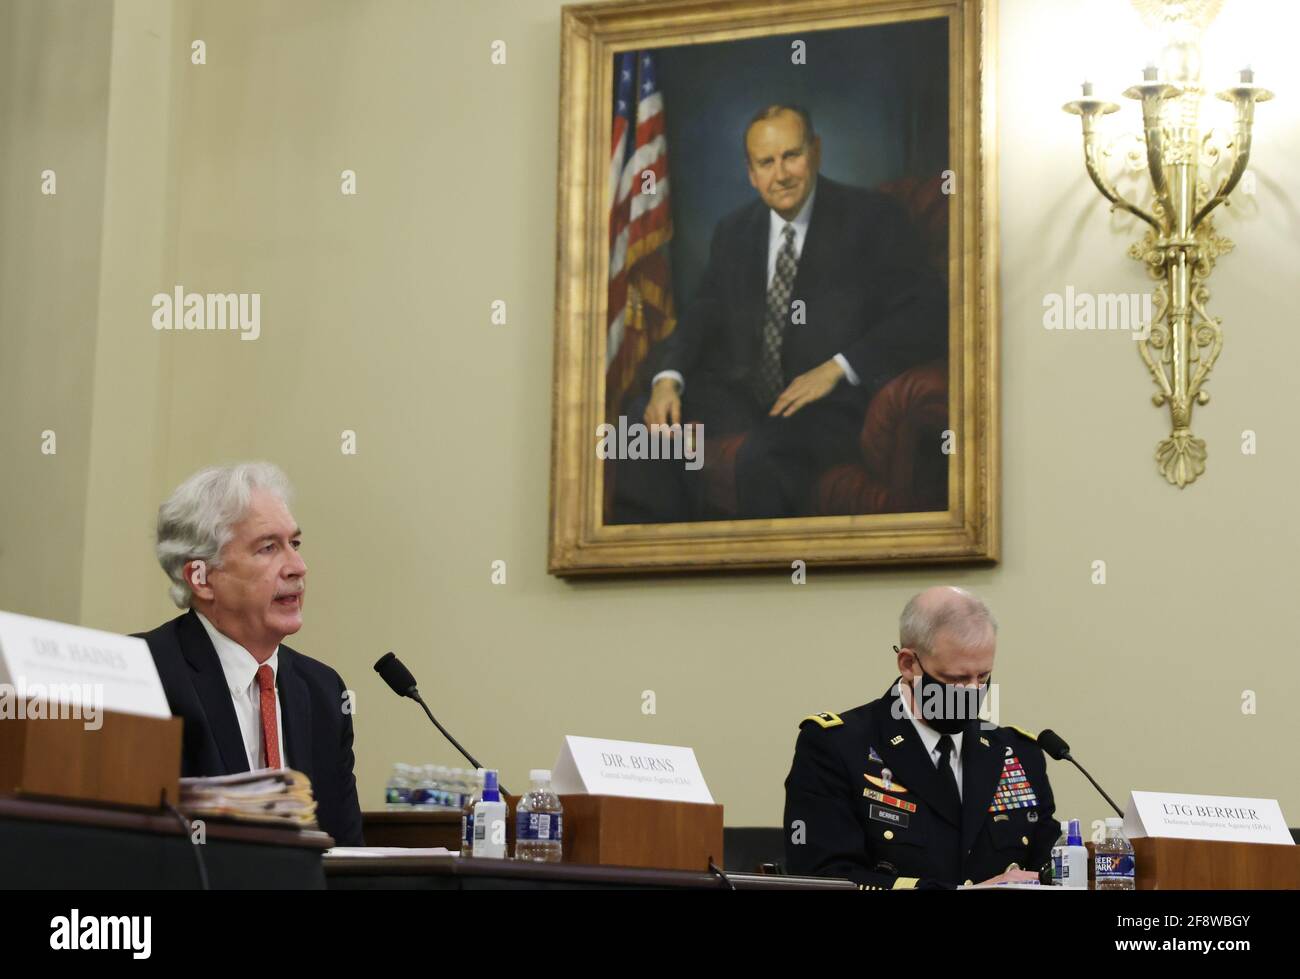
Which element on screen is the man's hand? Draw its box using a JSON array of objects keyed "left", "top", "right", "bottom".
[
  {"left": 644, "top": 377, "right": 682, "bottom": 427},
  {"left": 769, "top": 357, "right": 845, "bottom": 417},
  {"left": 975, "top": 869, "right": 1043, "bottom": 886}
]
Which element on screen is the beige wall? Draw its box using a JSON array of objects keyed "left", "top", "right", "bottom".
[
  {"left": 3, "top": 0, "right": 1298, "bottom": 830},
  {"left": 0, "top": 0, "right": 113, "bottom": 623}
]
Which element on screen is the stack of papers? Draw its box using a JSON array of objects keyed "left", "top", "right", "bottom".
[
  {"left": 179, "top": 768, "right": 318, "bottom": 830},
  {"left": 325, "top": 847, "right": 455, "bottom": 858}
]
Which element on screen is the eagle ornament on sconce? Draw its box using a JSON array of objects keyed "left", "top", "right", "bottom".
[{"left": 1063, "top": 0, "right": 1270, "bottom": 487}]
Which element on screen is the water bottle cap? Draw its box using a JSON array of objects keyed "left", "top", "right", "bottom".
[
  {"left": 1105, "top": 816, "right": 1123, "bottom": 828},
  {"left": 530, "top": 769, "right": 551, "bottom": 783}
]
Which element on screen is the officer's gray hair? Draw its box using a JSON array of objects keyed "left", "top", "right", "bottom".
[
  {"left": 899, "top": 587, "right": 998, "bottom": 654},
  {"left": 156, "top": 462, "right": 294, "bottom": 609}
]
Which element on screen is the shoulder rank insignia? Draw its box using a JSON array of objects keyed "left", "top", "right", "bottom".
[
  {"left": 1005, "top": 724, "right": 1038, "bottom": 742},
  {"left": 801, "top": 711, "right": 843, "bottom": 730}
]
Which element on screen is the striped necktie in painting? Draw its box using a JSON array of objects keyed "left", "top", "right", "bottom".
[{"left": 753, "top": 223, "right": 799, "bottom": 407}]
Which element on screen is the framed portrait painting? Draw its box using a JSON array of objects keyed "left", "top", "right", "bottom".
[{"left": 549, "top": 0, "right": 998, "bottom": 574}]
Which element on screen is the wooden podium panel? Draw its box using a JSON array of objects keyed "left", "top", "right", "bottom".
[
  {"left": 364, "top": 796, "right": 724, "bottom": 872},
  {"left": 1132, "top": 837, "right": 1300, "bottom": 889},
  {"left": 0, "top": 712, "right": 182, "bottom": 809},
  {"left": 363, "top": 809, "right": 463, "bottom": 849},
  {"left": 560, "top": 795, "right": 723, "bottom": 871}
]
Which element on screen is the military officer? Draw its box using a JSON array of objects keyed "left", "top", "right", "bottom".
[{"left": 783, "top": 586, "right": 1060, "bottom": 889}]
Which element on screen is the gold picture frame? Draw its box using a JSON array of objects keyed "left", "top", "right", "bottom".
[{"left": 549, "top": 0, "right": 998, "bottom": 575}]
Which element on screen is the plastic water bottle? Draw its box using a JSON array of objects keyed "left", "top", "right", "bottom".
[
  {"left": 432, "top": 765, "right": 450, "bottom": 808},
  {"left": 1059, "top": 818, "right": 1089, "bottom": 888},
  {"left": 1049, "top": 820, "right": 1068, "bottom": 884},
  {"left": 472, "top": 769, "right": 508, "bottom": 858},
  {"left": 384, "top": 763, "right": 413, "bottom": 809},
  {"left": 1095, "top": 816, "right": 1136, "bottom": 890},
  {"left": 411, "top": 764, "right": 437, "bottom": 809},
  {"left": 514, "top": 769, "right": 564, "bottom": 863},
  {"left": 440, "top": 766, "right": 458, "bottom": 808},
  {"left": 460, "top": 768, "right": 484, "bottom": 857},
  {"left": 450, "top": 768, "right": 469, "bottom": 809},
  {"left": 443, "top": 768, "right": 460, "bottom": 810}
]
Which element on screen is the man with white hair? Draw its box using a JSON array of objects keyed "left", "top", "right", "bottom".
[
  {"left": 783, "top": 586, "right": 1059, "bottom": 888},
  {"left": 137, "top": 462, "right": 363, "bottom": 845}
]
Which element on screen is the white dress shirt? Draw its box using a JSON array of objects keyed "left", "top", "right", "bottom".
[
  {"left": 897, "top": 680, "right": 963, "bottom": 800},
  {"left": 763, "top": 179, "right": 817, "bottom": 288},
  {"left": 195, "top": 611, "right": 287, "bottom": 771},
  {"left": 652, "top": 177, "right": 860, "bottom": 394}
]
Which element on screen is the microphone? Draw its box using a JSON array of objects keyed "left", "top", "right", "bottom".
[
  {"left": 374, "top": 651, "right": 418, "bottom": 698},
  {"left": 374, "top": 651, "right": 509, "bottom": 797},
  {"left": 1037, "top": 728, "right": 1123, "bottom": 818}
]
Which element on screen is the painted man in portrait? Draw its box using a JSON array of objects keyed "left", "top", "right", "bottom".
[{"left": 611, "top": 104, "right": 946, "bottom": 523}]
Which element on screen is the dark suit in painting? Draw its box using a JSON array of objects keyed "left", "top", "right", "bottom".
[{"left": 613, "top": 175, "right": 945, "bottom": 523}]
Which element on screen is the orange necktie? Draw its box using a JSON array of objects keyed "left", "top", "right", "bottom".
[{"left": 255, "top": 664, "right": 282, "bottom": 769}]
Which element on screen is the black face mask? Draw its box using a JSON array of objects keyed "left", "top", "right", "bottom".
[{"left": 897, "top": 649, "right": 990, "bottom": 735}]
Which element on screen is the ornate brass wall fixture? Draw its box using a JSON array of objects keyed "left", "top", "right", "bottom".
[{"left": 1063, "top": 0, "right": 1270, "bottom": 487}]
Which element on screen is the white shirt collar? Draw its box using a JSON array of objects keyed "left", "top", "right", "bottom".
[
  {"left": 896, "top": 679, "right": 963, "bottom": 759},
  {"left": 195, "top": 611, "right": 279, "bottom": 698},
  {"left": 767, "top": 178, "right": 817, "bottom": 248}
]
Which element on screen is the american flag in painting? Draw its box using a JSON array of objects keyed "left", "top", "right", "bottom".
[{"left": 605, "top": 50, "right": 676, "bottom": 422}]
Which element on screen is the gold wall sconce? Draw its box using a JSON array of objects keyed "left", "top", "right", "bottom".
[{"left": 1063, "top": 0, "right": 1271, "bottom": 487}]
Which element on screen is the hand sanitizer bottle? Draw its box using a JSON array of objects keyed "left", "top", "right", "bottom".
[
  {"left": 471, "top": 769, "right": 508, "bottom": 859},
  {"left": 1060, "top": 818, "right": 1089, "bottom": 889}
]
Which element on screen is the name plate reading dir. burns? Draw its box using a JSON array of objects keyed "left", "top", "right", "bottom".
[
  {"left": 0, "top": 609, "right": 170, "bottom": 719},
  {"left": 551, "top": 735, "right": 714, "bottom": 804},
  {"left": 1123, "top": 790, "right": 1293, "bottom": 846}
]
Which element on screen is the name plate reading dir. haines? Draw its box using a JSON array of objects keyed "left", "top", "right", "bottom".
[
  {"left": 551, "top": 736, "right": 714, "bottom": 804},
  {"left": 0, "top": 609, "right": 171, "bottom": 719},
  {"left": 1123, "top": 790, "right": 1294, "bottom": 846}
]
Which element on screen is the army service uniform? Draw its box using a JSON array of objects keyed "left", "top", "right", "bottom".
[{"left": 783, "top": 681, "right": 1059, "bottom": 889}]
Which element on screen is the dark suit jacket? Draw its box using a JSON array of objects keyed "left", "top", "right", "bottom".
[
  {"left": 648, "top": 175, "right": 946, "bottom": 405},
  {"left": 137, "top": 610, "right": 364, "bottom": 846},
  {"left": 783, "top": 683, "right": 1059, "bottom": 889}
]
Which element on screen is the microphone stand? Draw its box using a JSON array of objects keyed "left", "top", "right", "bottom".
[
  {"left": 408, "top": 686, "right": 510, "bottom": 798},
  {"left": 1061, "top": 753, "right": 1124, "bottom": 818}
]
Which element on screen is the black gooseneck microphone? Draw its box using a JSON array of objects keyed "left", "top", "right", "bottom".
[
  {"left": 1037, "top": 728, "right": 1124, "bottom": 818},
  {"left": 374, "top": 651, "right": 510, "bottom": 797}
]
